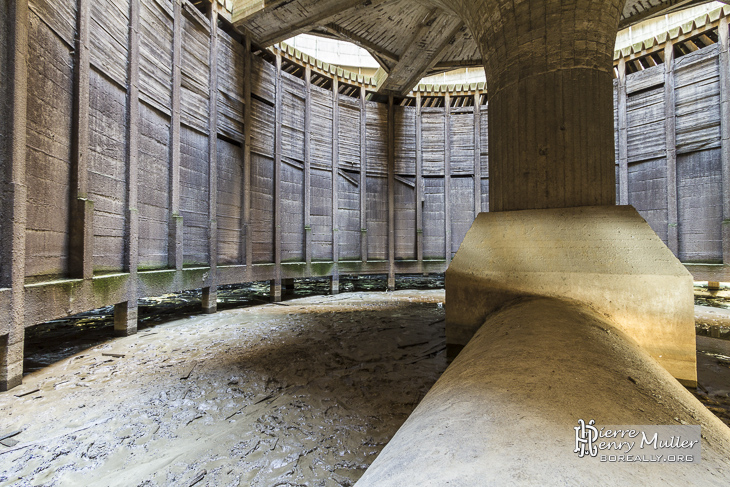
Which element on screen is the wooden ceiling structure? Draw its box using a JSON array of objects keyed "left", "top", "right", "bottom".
[{"left": 232, "top": 0, "right": 727, "bottom": 96}]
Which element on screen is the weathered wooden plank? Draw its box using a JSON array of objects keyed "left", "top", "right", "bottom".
[
  {"left": 628, "top": 158, "right": 669, "bottom": 244},
  {"left": 675, "top": 44, "right": 721, "bottom": 154},
  {"left": 387, "top": 95, "right": 395, "bottom": 289},
  {"left": 138, "top": 0, "right": 173, "bottom": 115},
  {"left": 626, "top": 86, "right": 665, "bottom": 163},
  {"left": 415, "top": 92, "right": 423, "bottom": 265},
  {"left": 180, "top": 126, "right": 210, "bottom": 265},
  {"left": 216, "top": 139, "right": 243, "bottom": 265},
  {"left": 181, "top": 6, "right": 210, "bottom": 132},
  {"left": 394, "top": 105, "right": 416, "bottom": 175},
  {"left": 90, "top": 0, "right": 130, "bottom": 87},
  {"left": 217, "top": 29, "right": 245, "bottom": 141}
]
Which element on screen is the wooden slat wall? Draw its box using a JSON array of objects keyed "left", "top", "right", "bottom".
[
  {"left": 14, "top": 0, "right": 730, "bottom": 341},
  {"left": 450, "top": 111, "right": 474, "bottom": 175},
  {"left": 366, "top": 101, "right": 388, "bottom": 260},
  {"left": 339, "top": 96, "right": 361, "bottom": 171},
  {"left": 180, "top": 6, "right": 210, "bottom": 133},
  {"left": 675, "top": 44, "right": 721, "bottom": 154},
  {"left": 139, "top": 0, "right": 173, "bottom": 115},
  {"left": 395, "top": 106, "right": 416, "bottom": 175},
  {"left": 422, "top": 109, "right": 445, "bottom": 176},
  {"left": 627, "top": 86, "right": 665, "bottom": 163},
  {"left": 217, "top": 30, "right": 244, "bottom": 141}
]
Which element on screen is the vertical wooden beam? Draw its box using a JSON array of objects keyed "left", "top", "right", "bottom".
[
  {"left": 331, "top": 77, "right": 340, "bottom": 294},
  {"left": 0, "top": 0, "right": 29, "bottom": 391},
  {"left": 415, "top": 92, "right": 423, "bottom": 271},
  {"left": 271, "top": 53, "right": 283, "bottom": 302},
  {"left": 664, "top": 41, "right": 679, "bottom": 257},
  {"left": 243, "top": 36, "right": 253, "bottom": 277},
  {"left": 69, "top": 0, "right": 93, "bottom": 279},
  {"left": 617, "top": 57, "right": 629, "bottom": 206},
  {"left": 474, "top": 91, "right": 482, "bottom": 215},
  {"left": 444, "top": 93, "right": 452, "bottom": 263},
  {"left": 360, "top": 86, "right": 368, "bottom": 264},
  {"left": 203, "top": 4, "right": 219, "bottom": 313},
  {"left": 304, "top": 65, "right": 312, "bottom": 267},
  {"left": 115, "top": 0, "right": 141, "bottom": 337},
  {"left": 719, "top": 17, "right": 730, "bottom": 265},
  {"left": 387, "top": 94, "right": 396, "bottom": 290}
]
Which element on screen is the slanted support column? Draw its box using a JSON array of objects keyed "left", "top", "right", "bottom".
[
  {"left": 203, "top": 3, "right": 219, "bottom": 314},
  {"left": 331, "top": 77, "right": 340, "bottom": 295},
  {"left": 665, "top": 41, "right": 679, "bottom": 256},
  {"left": 169, "top": 0, "right": 183, "bottom": 270},
  {"left": 387, "top": 95, "right": 396, "bottom": 291},
  {"left": 720, "top": 17, "right": 730, "bottom": 265},
  {"left": 116, "top": 0, "right": 141, "bottom": 337},
  {"left": 451, "top": 0, "right": 620, "bottom": 211},
  {"left": 69, "top": 0, "right": 94, "bottom": 279},
  {"left": 1, "top": 0, "right": 29, "bottom": 391}
]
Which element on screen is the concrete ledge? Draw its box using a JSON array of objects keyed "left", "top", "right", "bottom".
[
  {"left": 356, "top": 298, "right": 730, "bottom": 486},
  {"left": 446, "top": 205, "right": 696, "bottom": 384}
]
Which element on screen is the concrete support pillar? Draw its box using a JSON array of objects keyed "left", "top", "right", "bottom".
[
  {"left": 665, "top": 41, "right": 679, "bottom": 256},
  {"left": 1, "top": 0, "right": 29, "bottom": 391},
  {"left": 169, "top": 0, "right": 183, "bottom": 270},
  {"left": 330, "top": 275, "right": 340, "bottom": 295},
  {"left": 202, "top": 287, "right": 217, "bottom": 314},
  {"left": 69, "top": 0, "right": 94, "bottom": 279},
  {"left": 270, "top": 279, "right": 281, "bottom": 302},
  {"left": 719, "top": 17, "right": 730, "bottom": 265},
  {"left": 114, "top": 301, "right": 138, "bottom": 337},
  {"left": 121, "top": 0, "right": 140, "bottom": 338},
  {"left": 450, "top": 0, "right": 621, "bottom": 211}
]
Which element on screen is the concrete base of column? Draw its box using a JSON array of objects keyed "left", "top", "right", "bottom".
[
  {"left": 114, "top": 301, "right": 138, "bottom": 337},
  {"left": 330, "top": 276, "right": 339, "bottom": 295},
  {"left": 202, "top": 286, "right": 217, "bottom": 314},
  {"left": 387, "top": 276, "right": 395, "bottom": 291},
  {"left": 355, "top": 298, "right": 730, "bottom": 486},
  {"left": 0, "top": 335, "right": 23, "bottom": 392},
  {"left": 270, "top": 279, "right": 282, "bottom": 302},
  {"left": 446, "top": 205, "right": 696, "bottom": 385}
]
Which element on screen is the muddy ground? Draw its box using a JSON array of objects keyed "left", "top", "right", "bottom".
[
  {"left": 2, "top": 277, "right": 730, "bottom": 485},
  {"left": 0, "top": 289, "right": 446, "bottom": 486}
]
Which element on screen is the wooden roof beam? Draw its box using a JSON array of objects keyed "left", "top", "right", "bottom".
[
  {"left": 234, "top": 0, "right": 389, "bottom": 47},
  {"left": 376, "top": 15, "right": 465, "bottom": 96}
]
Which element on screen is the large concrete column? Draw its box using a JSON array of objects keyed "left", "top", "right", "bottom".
[
  {"left": 447, "top": 0, "right": 621, "bottom": 211},
  {"left": 1, "top": 0, "right": 28, "bottom": 391}
]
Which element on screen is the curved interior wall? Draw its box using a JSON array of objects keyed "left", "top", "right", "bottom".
[{"left": 2, "top": 0, "right": 730, "bottom": 340}]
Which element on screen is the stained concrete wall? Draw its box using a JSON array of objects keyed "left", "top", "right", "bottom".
[{"left": 3, "top": 0, "right": 730, "bottom": 363}]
